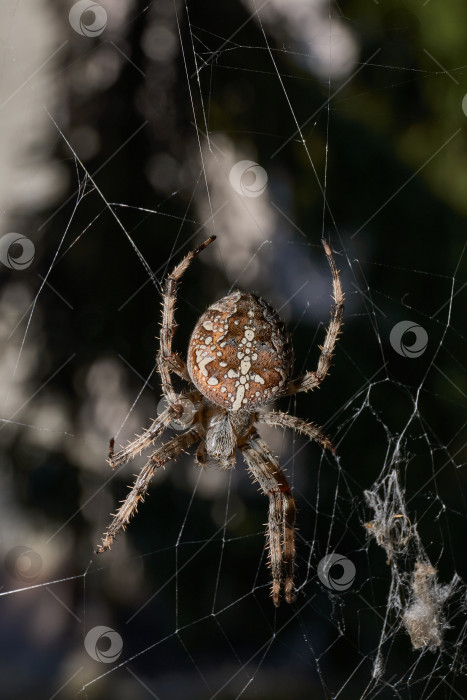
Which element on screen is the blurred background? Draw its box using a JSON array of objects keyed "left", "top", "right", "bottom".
[{"left": 0, "top": 1, "right": 466, "bottom": 698}]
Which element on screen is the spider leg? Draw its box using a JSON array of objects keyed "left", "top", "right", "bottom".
[
  {"left": 159, "top": 236, "right": 216, "bottom": 402},
  {"left": 257, "top": 410, "right": 335, "bottom": 453},
  {"left": 96, "top": 429, "right": 200, "bottom": 553},
  {"left": 239, "top": 432, "right": 296, "bottom": 606},
  {"left": 109, "top": 406, "right": 177, "bottom": 469},
  {"left": 285, "top": 239, "right": 344, "bottom": 396}
]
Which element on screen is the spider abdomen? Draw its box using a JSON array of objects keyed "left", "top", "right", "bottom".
[{"left": 187, "top": 291, "right": 293, "bottom": 410}]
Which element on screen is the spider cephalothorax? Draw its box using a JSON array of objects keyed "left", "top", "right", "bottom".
[{"left": 96, "top": 236, "right": 344, "bottom": 607}]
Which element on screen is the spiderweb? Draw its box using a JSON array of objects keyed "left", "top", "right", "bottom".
[{"left": 0, "top": 1, "right": 466, "bottom": 698}]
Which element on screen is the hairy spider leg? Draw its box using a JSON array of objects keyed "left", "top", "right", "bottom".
[
  {"left": 96, "top": 429, "right": 200, "bottom": 553},
  {"left": 240, "top": 432, "right": 296, "bottom": 606},
  {"left": 286, "top": 239, "right": 344, "bottom": 396},
  {"left": 158, "top": 236, "right": 216, "bottom": 404}
]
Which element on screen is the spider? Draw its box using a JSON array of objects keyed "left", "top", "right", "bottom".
[{"left": 96, "top": 236, "right": 344, "bottom": 607}]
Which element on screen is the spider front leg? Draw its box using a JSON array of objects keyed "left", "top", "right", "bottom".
[
  {"left": 158, "top": 236, "right": 216, "bottom": 404},
  {"left": 109, "top": 389, "right": 202, "bottom": 469},
  {"left": 96, "top": 429, "right": 199, "bottom": 553},
  {"left": 240, "top": 432, "right": 296, "bottom": 606},
  {"left": 109, "top": 406, "right": 177, "bottom": 469},
  {"left": 258, "top": 411, "right": 335, "bottom": 453},
  {"left": 286, "top": 239, "right": 344, "bottom": 396}
]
